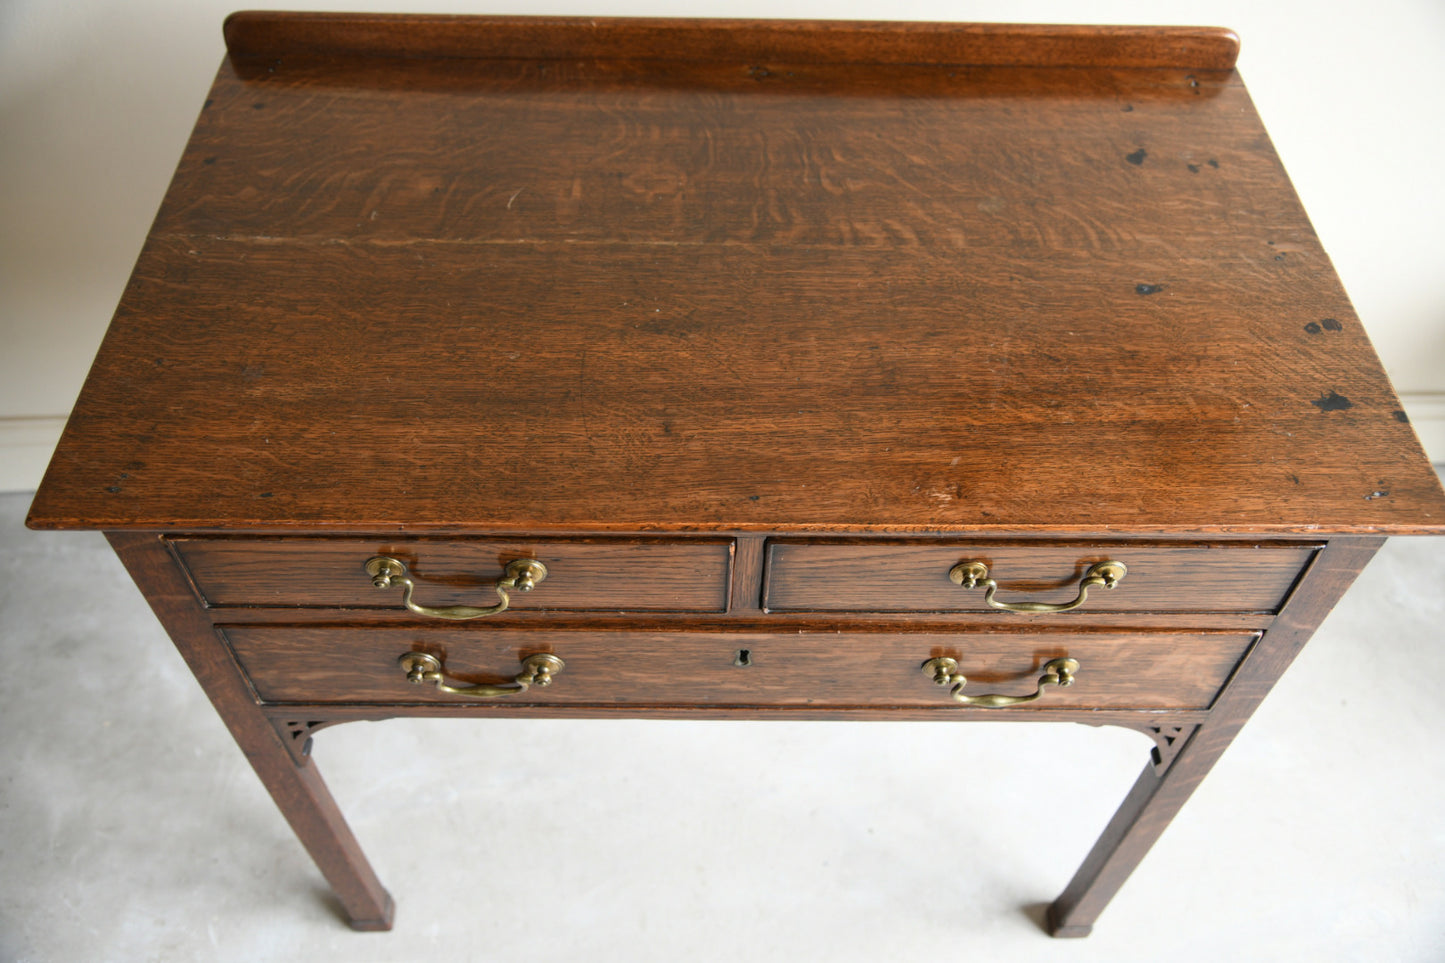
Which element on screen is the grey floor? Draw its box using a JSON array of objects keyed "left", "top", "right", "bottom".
[{"left": 2, "top": 487, "right": 1443, "bottom": 963}]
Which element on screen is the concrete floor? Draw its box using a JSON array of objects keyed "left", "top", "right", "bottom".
[{"left": 2, "top": 487, "right": 1443, "bottom": 962}]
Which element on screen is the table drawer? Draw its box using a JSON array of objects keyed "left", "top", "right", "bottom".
[
  {"left": 224, "top": 626, "right": 1257, "bottom": 711},
  {"left": 171, "top": 537, "right": 733, "bottom": 612},
  {"left": 764, "top": 541, "right": 1317, "bottom": 614}
]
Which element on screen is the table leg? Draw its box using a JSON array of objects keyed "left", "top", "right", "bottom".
[
  {"left": 1047, "top": 536, "right": 1384, "bottom": 937},
  {"left": 1046, "top": 726, "right": 1211, "bottom": 937},
  {"left": 106, "top": 532, "right": 394, "bottom": 930}
]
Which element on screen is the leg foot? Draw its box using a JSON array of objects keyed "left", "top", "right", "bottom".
[
  {"left": 346, "top": 890, "right": 396, "bottom": 931},
  {"left": 1045, "top": 903, "right": 1092, "bottom": 938}
]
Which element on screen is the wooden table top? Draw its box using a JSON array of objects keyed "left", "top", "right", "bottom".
[{"left": 28, "top": 14, "right": 1445, "bottom": 535}]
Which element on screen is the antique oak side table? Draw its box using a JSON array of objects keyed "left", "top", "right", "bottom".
[{"left": 28, "top": 13, "right": 1445, "bottom": 937}]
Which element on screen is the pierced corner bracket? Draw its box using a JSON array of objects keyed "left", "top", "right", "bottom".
[
  {"left": 1138, "top": 724, "right": 1198, "bottom": 773},
  {"left": 275, "top": 719, "right": 345, "bottom": 765},
  {"left": 1072, "top": 720, "right": 1200, "bottom": 774}
]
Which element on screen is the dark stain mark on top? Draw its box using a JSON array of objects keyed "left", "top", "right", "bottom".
[
  {"left": 1364, "top": 489, "right": 1390, "bottom": 500},
  {"left": 1208, "top": 159, "right": 1219, "bottom": 168},
  {"left": 748, "top": 495, "right": 761, "bottom": 501},
  {"left": 252, "top": 102, "right": 266, "bottom": 110},
  {"left": 1304, "top": 321, "right": 1323, "bottom": 334},
  {"left": 105, "top": 486, "right": 122, "bottom": 494},
  {"left": 260, "top": 492, "right": 274, "bottom": 498},
  {"left": 1321, "top": 317, "right": 1342, "bottom": 331},
  {"left": 1188, "top": 163, "right": 1201, "bottom": 173},
  {"left": 1187, "top": 76, "right": 1201, "bottom": 93},
  {"left": 1135, "top": 283, "right": 1165, "bottom": 295},
  {"left": 203, "top": 99, "right": 215, "bottom": 110},
  {"left": 1125, "top": 148, "right": 1147, "bottom": 166},
  {"left": 1122, "top": 103, "right": 1134, "bottom": 112},
  {"left": 1312, "top": 391, "right": 1353, "bottom": 412},
  {"left": 203, "top": 156, "right": 217, "bottom": 166},
  {"left": 747, "top": 65, "right": 773, "bottom": 80},
  {"left": 1393, "top": 409, "right": 1410, "bottom": 424},
  {"left": 1289, "top": 474, "right": 1301, "bottom": 485}
]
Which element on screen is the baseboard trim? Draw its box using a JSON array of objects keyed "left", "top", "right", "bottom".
[
  {"left": 2, "top": 393, "right": 1441, "bottom": 495},
  {"left": 0, "top": 416, "right": 67, "bottom": 494}
]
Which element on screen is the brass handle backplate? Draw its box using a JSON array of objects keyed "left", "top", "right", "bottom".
[
  {"left": 366, "top": 556, "right": 546, "bottom": 620},
  {"left": 922, "top": 656, "right": 1079, "bottom": 707},
  {"left": 399, "top": 651, "right": 564, "bottom": 699},
  {"left": 948, "top": 560, "right": 1125, "bottom": 613}
]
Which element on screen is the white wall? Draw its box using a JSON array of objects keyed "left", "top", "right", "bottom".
[{"left": 3, "top": 0, "right": 1443, "bottom": 490}]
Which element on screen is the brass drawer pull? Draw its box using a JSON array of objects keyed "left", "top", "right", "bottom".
[
  {"left": 365, "top": 556, "right": 547, "bottom": 620},
  {"left": 949, "top": 560, "right": 1125, "bottom": 613},
  {"left": 922, "top": 656, "right": 1079, "bottom": 707},
  {"left": 399, "top": 651, "right": 564, "bottom": 698}
]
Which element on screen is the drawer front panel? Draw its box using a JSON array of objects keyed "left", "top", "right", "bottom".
[
  {"left": 764, "top": 541, "right": 1316, "bottom": 614},
  {"left": 173, "top": 537, "right": 733, "bottom": 612},
  {"left": 224, "top": 626, "right": 1257, "bottom": 711}
]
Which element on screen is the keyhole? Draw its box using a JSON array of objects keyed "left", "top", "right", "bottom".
[{"left": 733, "top": 649, "right": 752, "bottom": 667}]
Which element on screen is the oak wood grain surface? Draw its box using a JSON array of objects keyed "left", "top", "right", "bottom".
[
  {"left": 223, "top": 13, "right": 1242, "bottom": 69},
  {"left": 192, "top": 608, "right": 1281, "bottom": 631},
  {"left": 27, "top": 17, "right": 1445, "bottom": 535},
  {"left": 222, "top": 624, "right": 1256, "bottom": 710},
  {"left": 259, "top": 701, "right": 1212, "bottom": 728}
]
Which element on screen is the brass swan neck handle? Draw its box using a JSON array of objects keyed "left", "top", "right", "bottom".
[
  {"left": 366, "top": 556, "right": 547, "bottom": 620},
  {"left": 949, "top": 560, "right": 1125, "bottom": 613},
  {"left": 922, "top": 656, "right": 1079, "bottom": 707},
  {"left": 399, "top": 652, "right": 564, "bottom": 699}
]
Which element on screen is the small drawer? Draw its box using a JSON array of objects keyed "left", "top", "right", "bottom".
[
  {"left": 763, "top": 540, "right": 1316, "bottom": 614},
  {"left": 223, "top": 625, "right": 1257, "bottom": 711},
  {"left": 171, "top": 536, "right": 733, "bottom": 612}
]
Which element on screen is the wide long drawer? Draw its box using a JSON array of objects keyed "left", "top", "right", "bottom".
[
  {"left": 764, "top": 540, "right": 1317, "bottom": 614},
  {"left": 223, "top": 626, "right": 1258, "bottom": 711},
  {"left": 171, "top": 537, "right": 734, "bottom": 612}
]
